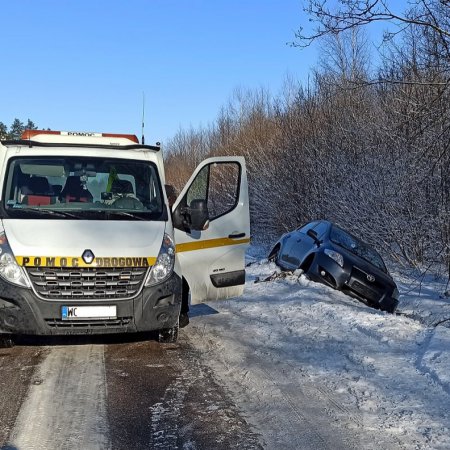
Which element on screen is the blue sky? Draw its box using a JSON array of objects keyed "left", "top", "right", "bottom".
[
  {"left": 1, "top": 1, "right": 320, "bottom": 144},
  {"left": 1, "top": 1, "right": 399, "bottom": 145}
]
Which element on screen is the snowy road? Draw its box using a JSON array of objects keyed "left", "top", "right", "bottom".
[
  {"left": 187, "top": 260, "right": 450, "bottom": 449},
  {"left": 1, "top": 258, "right": 450, "bottom": 449},
  {"left": 0, "top": 337, "right": 261, "bottom": 450}
]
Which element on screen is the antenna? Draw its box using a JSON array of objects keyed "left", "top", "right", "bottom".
[{"left": 141, "top": 92, "right": 145, "bottom": 145}]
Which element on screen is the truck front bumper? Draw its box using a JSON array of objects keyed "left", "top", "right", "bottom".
[{"left": 0, "top": 273, "right": 182, "bottom": 336}]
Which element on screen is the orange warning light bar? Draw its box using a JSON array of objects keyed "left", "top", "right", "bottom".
[{"left": 21, "top": 130, "right": 139, "bottom": 144}]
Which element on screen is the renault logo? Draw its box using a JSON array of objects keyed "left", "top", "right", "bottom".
[
  {"left": 82, "top": 249, "right": 95, "bottom": 264},
  {"left": 367, "top": 274, "right": 375, "bottom": 283}
]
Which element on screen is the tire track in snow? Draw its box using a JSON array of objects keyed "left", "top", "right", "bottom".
[
  {"left": 0, "top": 346, "right": 43, "bottom": 446},
  {"left": 415, "top": 328, "right": 450, "bottom": 396},
  {"left": 7, "top": 345, "right": 109, "bottom": 450},
  {"left": 147, "top": 342, "right": 263, "bottom": 450},
  {"left": 188, "top": 326, "right": 363, "bottom": 450},
  {"left": 104, "top": 338, "right": 262, "bottom": 450},
  {"left": 149, "top": 351, "right": 189, "bottom": 449},
  {"left": 188, "top": 303, "right": 410, "bottom": 450}
]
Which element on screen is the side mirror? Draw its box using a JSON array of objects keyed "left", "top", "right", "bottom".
[
  {"left": 307, "top": 229, "right": 320, "bottom": 246},
  {"left": 189, "top": 199, "right": 209, "bottom": 231}
]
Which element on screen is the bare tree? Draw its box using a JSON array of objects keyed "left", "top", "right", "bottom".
[
  {"left": 163, "top": 27, "right": 450, "bottom": 280},
  {"left": 296, "top": 1, "right": 450, "bottom": 49}
]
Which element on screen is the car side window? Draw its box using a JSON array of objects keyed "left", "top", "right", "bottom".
[{"left": 313, "top": 222, "right": 328, "bottom": 238}]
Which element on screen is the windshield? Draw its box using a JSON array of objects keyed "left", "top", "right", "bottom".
[
  {"left": 330, "top": 226, "right": 387, "bottom": 272},
  {"left": 3, "top": 156, "right": 165, "bottom": 221}
]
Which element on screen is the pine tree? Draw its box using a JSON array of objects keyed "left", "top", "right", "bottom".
[
  {"left": 9, "top": 118, "right": 25, "bottom": 139},
  {"left": 0, "top": 122, "right": 7, "bottom": 140},
  {"left": 26, "top": 119, "right": 38, "bottom": 130}
]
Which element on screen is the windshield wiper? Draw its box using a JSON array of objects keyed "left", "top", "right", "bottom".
[
  {"left": 13, "top": 207, "right": 80, "bottom": 219},
  {"left": 105, "top": 210, "right": 147, "bottom": 221}
]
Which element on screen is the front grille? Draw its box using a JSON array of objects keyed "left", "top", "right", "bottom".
[
  {"left": 350, "top": 280, "right": 379, "bottom": 302},
  {"left": 45, "top": 317, "right": 133, "bottom": 329},
  {"left": 348, "top": 266, "right": 384, "bottom": 302},
  {"left": 26, "top": 267, "right": 148, "bottom": 300}
]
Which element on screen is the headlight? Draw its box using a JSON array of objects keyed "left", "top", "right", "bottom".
[
  {"left": 0, "top": 232, "right": 31, "bottom": 288},
  {"left": 145, "top": 233, "right": 175, "bottom": 286},
  {"left": 324, "top": 249, "right": 344, "bottom": 267}
]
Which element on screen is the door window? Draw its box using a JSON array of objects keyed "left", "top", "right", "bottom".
[
  {"left": 176, "top": 162, "right": 240, "bottom": 228},
  {"left": 186, "top": 165, "right": 208, "bottom": 207},
  {"left": 207, "top": 162, "right": 240, "bottom": 220}
]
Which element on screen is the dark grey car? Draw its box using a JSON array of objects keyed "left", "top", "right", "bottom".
[{"left": 268, "top": 220, "right": 399, "bottom": 313}]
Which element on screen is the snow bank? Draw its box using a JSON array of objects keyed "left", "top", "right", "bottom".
[{"left": 187, "top": 251, "right": 450, "bottom": 449}]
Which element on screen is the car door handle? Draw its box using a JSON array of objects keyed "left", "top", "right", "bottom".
[{"left": 228, "top": 233, "right": 246, "bottom": 239}]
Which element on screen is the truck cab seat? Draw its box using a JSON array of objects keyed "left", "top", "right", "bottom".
[
  {"left": 22, "top": 176, "right": 53, "bottom": 206},
  {"left": 60, "top": 176, "right": 93, "bottom": 203},
  {"left": 111, "top": 179, "right": 134, "bottom": 195}
]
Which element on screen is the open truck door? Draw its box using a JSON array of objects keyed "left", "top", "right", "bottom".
[{"left": 172, "top": 157, "right": 250, "bottom": 304}]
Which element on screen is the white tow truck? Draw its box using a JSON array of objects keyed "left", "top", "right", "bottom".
[{"left": 0, "top": 130, "right": 250, "bottom": 344}]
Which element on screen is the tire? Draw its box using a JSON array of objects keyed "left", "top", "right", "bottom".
[
  {"left": 299, "top": 254, "right": 314, "bottom": 274},
  {"left": 179, "top": 312, "right": 190, "bottom": 328},
  {"left": 0, "top": 335, "right": 14, "bottom": 348},
  {"left": 158, "top": 322, "right": 179, "bottom": 343},
  {"left": 268, "top": 245, "right": 280, "bottom": 264}
]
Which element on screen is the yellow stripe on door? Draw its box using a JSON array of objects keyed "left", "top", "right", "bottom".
[{"left": 176, "top": 237, "right": 250, "bottom": 253}]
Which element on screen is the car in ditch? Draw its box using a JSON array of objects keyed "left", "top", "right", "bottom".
[{"left": 268, "top": 220, "right": 399, "bottom": 313}]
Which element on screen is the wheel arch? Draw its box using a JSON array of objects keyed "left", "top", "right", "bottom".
[
  {"left": 300, "top": 252, "right": 315, "bottom": 273},
  {"left": 268, "top": 243, "right": 281, "bottom": 262},
  {"left": 181, "top": 276, "right": 190, "bottom": 311}
]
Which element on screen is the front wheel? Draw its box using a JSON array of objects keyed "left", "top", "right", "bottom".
[
  {"left": 0, "top": 335, "right": 14, "bottom": 348},
  {"left": 268, "top": 245, "right": 280, "bottom": 264},
  {"left": 158, "top": 323, "right": 179, "bottom": 343}
]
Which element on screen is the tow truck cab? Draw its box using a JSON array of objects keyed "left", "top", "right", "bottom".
[{"left": 0, "top": 130, "right": 250, "bottom": 343}]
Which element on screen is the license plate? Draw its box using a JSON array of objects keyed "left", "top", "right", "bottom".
[{"left": 61, "top": 305, "right": 117, "bottom": 320}]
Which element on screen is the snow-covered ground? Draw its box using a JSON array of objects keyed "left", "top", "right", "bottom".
[{"left": 186, "top": 247, "right": 450, "bottom": 449}]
